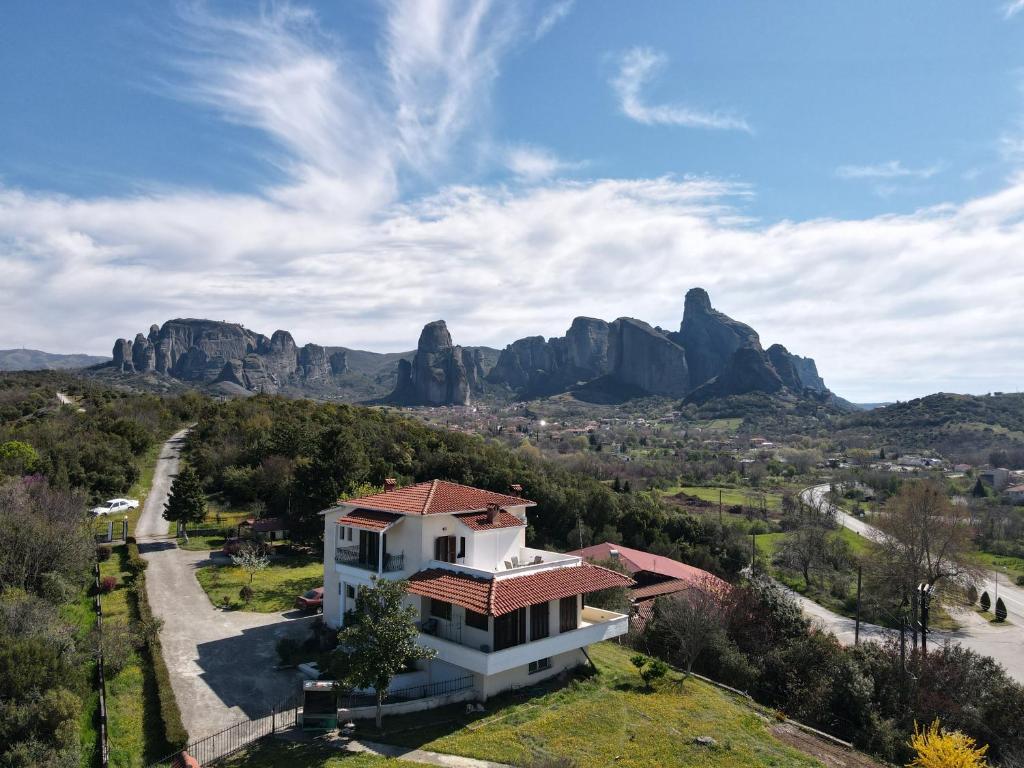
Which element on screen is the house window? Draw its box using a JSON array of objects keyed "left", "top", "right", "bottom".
[
  {"left": 530, "top": 602, "right": 549, "bottom": 640},
  {"left": 458, "top": 536, "right": 466, "bottom": 559},
  {"left": 345, "top": 585, "right": 356, "bottom": 599},
  {"left": 347, "top": 527, "right": 353, "bottom": 541},
  {"left": 493, "top": 607, "right": 526, "bottom": 651},
  {"left": 434, "top": 535, "right": 457, "bottom": 563},
  {"left": 358, "top": 530, "right": 380, "bottom": 569},
  {"left": 465, "top": 609, "right": 488, "bottom": 630},
  {"left": 430, "top": 599, "right": 452, "bottom": 621},
  {"left": 528, "top": 657, "right": 552, "bottom": 674},
  {"left": 559, "top": 596, "right": 578, "bottom": 633}
]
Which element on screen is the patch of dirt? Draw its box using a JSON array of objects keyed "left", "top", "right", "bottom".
[{"left": 770, "top": 723, "right": 887, "bottom": 768}]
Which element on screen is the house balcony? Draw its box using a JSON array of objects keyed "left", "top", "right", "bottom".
[
  {"left": 416, "top": 606, "right": 628, "bottom": 676},
  {"left": 428, "top": 547, "right": 582, "bottom": 580},
  {"left": 335, "top": 545, "right": 405, "bottom": 573}
]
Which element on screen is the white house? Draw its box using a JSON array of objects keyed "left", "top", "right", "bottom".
[{"left": 321, "top": 479, "right": 632, "bottom": 701}]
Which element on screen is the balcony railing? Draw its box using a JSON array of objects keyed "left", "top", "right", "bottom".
[{"left": 335, "top": 545, "right": 405, "bottom": 572}]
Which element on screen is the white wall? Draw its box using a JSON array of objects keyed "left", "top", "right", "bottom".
[{"left": 480, "top": 648, "right": 587, "bottom": 699}]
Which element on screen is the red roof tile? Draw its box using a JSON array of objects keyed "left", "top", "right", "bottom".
[
  {"left": 241, "top": 517, "right": 287, "bottom": 533},
  {"left": 339, "top": 509, "right": 401, "bottom": 531},
  {"left": 629, "top": 578, "right": 695, "bottom": 600},
  {"left": 566, "top": 542, "right": 727, "bottom": 592},
  {"left": 407, "top": 563, "right": 633, "bottom": 617},
  {"left": 455, "top": 510, "right": 525, "bottom": 531},
  {"left": 341, "top": 480, "right": 535, "bottom": 516}
]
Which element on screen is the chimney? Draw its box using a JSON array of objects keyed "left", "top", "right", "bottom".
[
  {"left": 486, "top": 502, "right": 500, "bottom": 523},
  {"left": 608, "top": 549, "right": 619, "bottom": 560},
  {"left": 384, "top": 478, "right": 397, "bottom": 492},
  {"left": 509, "top": 483, "right": 523, "bottom": 498}
]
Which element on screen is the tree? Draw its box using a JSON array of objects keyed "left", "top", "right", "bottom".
[
  {"left": 583, "top": 557, "right": 631, "bottom": 612},
  {"left": 231, "top": 544, "right": 269, "bottom": 586},
  {"left": 329, "top": 578, "right": 435, "bottom": 728},
  {"left": 908, "top": 720, "right": 989, "bottom": 768},
  {"left": 777, "top": 523, "right": 830, "bottom": 588},
  {"left": 648, "top": 575, "right": 730, "bottom": 675},
  {"left": 0, "top": 441, "right": 39, "bottom": 476},
  {"left": 163, "top": 465, "right": 207, "bottom": 530},
  {"left": 980, "top": 591, "right": 991, "bottom": 612},
  {"left": 995, "top": 598, "right": 1007, "bottom": 622}
]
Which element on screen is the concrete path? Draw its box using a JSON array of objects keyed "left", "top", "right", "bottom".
[
  {"left": 795, "top": 485, "right": 1024, "bottom": 682},
  {"left": 135, "top": 429, "right": 312, "bottom": 741}
]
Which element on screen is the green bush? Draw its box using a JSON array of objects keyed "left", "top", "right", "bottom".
[
  {"left": 125, "top": 537, "right": 148, "bottom": 576},
  {"left": 1016, "top": 575, "right": 1024, "bottom": 587},
  {"left": 995, "top": 598, "right": 1008, "bottom": 622},
  {"left": 980, "top": 591, "right": 991, "bottom": 612}
]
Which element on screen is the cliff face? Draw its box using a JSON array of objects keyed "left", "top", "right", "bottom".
[
  {"left": 111, "top": 319, "right": 340, "bottom": 394},
  {"left": 488, "top": 287, "right": 834, "bottom": 403},
  {"left": 387, "top": 320, "right": 478, "bottom": 406}
]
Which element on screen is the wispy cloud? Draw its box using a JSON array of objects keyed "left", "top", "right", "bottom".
[
  {"left": 504, "top": 144, "right": 582, "bottom": 182},
  {"left": 1004, "top": 0, "right": 1024, "bottom": 18},
  {"left": 836, "top": 160, "right": 940, "bottom": 181},
  {"left": 534, "top": 0, "right": 574, "bottom": 40},
  {"left": 610, "top": 47, "right": 751, "bottom": 132}
]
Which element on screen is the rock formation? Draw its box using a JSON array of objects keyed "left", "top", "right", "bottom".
[
  {"left": 388, "top": 320, "right": 476, "bottom": 406},
  {"left": 674, "top": 287, "right": 760, "bottom": 388}
]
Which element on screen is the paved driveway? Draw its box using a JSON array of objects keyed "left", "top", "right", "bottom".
[{"left": 135, "top": 429, "right": 312, "bottom": 741}]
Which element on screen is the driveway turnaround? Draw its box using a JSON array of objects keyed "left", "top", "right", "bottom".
[{"left": 135, "top": 429, "right": 312, "bottom": 741}]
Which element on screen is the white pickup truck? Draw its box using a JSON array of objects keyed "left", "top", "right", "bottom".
[{"left": 91, "top": 498, "right": 139, "bottom": 516}]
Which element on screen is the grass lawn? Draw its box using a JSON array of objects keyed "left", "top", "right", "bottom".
[
  {"left": 665, "top": 485, "right": 783, "bottom": 511},
  {"left": 220, "top": 741, "right": 422, "bottom": 768},
  {"left": 972, "top": 549, "right": 1024, "bottom": 583},
  {"left": 355, "top": 642, "right": 824, "bottom": 768},
  {"left": 62, "top": 586, "right": 100, "bottom": 768},
  {"left": 195, "top": 553, "right": 322, "bottom": 612},
  {"left": 99, "top": 546, "right": 171, "bottom": 767}
]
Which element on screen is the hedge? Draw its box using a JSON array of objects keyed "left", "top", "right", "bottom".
[{"left": 125, "top": 537, "right": 189, "bottom": 752}]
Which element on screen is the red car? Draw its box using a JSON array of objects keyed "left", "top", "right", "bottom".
[{"left": 295, "top": 587, "right": 324, "bottom": 613}]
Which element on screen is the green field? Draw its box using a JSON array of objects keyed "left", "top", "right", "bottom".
[
  {"left": 349, "top": 642, "right": 825, "bottom": 768},
  {"left": 667, "top": 485, "right": 783, "bottom": 510},
  {"left": 220, "top": 742, "right": 421, "bottom": 768},
  {"left": 972, "top": 550, "right": 1024, "bottom": 583},
  {"left": 195, "top": 554, "right": 322, "bottom": 612}
]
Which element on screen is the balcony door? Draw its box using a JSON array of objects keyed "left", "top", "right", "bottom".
[
  {"left": 493, "top": 607, "right": 526, "bottom": 651},
  {"left": 358, "top": 530, "right": 380, "bottom": 570}
]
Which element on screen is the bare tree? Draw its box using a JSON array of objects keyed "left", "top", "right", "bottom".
[
  {"left": 650, "top": 575, "right": 730, "bottom": 675},
  {"left": 777, "top": 523, "right": 830, "bottom": 588}
]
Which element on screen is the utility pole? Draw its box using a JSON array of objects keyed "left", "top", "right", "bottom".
[
  {"left": 899, "top": 595, "right": 908, "bottom": 705},
  {"left": 750, "top": 532, "right": 756, "bottom": 573},
  {"left": 854, "top": 565, "right": 862, "bottom": 645},
  {"left": 719, "top": 489, "right": 723, "bottom": 528}
]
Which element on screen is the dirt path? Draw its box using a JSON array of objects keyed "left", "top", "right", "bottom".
[{"left": 135, "top": 429, "right": 311, "bottom": 741}]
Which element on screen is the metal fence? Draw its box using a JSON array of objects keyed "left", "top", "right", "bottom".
[
  {"left": 338, "top": 674, "right": 474, "bottom": 709},
  {"left": 146, "top": 692, "right": 299, "bottom": 768}
]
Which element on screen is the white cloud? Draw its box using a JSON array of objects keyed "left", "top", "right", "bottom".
[
  {"left": 836, "top": 160, "right": 940, "bottom": 181},
  {"left": 534, "top": 0, "right": 574, "bottom": 40},
  {"left": 610, "top": 47, "right": 751, "bottom": 132},
  {"left": 504, "top": 145, "right": 581, "bottom": 182},
  {"left": 1004, "top": 0, "right": 1024, "bottom": 18}
]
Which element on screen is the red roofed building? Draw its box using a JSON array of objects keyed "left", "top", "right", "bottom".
[
  {"left": 322, "top": 480, "right": 633, "bottom": 700},
  {"left": 566, "top": 542, "right": 729, "bottom": 633}
]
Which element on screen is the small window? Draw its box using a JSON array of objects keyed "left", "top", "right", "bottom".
[
  {"left": 434, "top": 535, "right": 457, "bottom": 563},
  {"left": 430, "top": 599, "right": 452, "bottom": 621},
  {"left": 458, "top": 536, "right": 466, "bottom": 559},
  {"left": 465, "top": 609, "right": 488, "bottom": 630},
  {"left": 345, "top": 585, "right": 356, "bottom": 599},
  {"left": 530, "top": 601, "right": 550, "bottom": 640},
  {"left": 528, "top": 657, "right": 552, "bottom": 674},
  {"left": 347, "top": 527, "right": 353, "bottom": 541}
]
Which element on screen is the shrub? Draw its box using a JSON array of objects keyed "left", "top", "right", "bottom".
[
  {"left": 99, "top": 618, "right": 141, "bottom": 676},
  {"left": 980, "top": 591, "right": 991, "bottom": 612},
  {"left": 276, "top": 637, "right": 300, "bottom": 665},
  {"left": 125, "top": 538, "right": 148, "bottom": 576},
  {"left": 96, "top": 545, "right": 112, "bottom": 563},
  {"left": 99, "top": 575, "right": 117, "bottom": 593},
  {"left": 995, "top": 598, "right": 1008, "bottom": 622},
  {"left": 640, "top": 658, "right": 668, "bottom": 688},
  {"left": 965, "top": 585, "right": 978, "bottom": 605},
  {"left": 908, "top": 719, "right": 988, "bottom": 768},
  {"left": 1016, "top": 575, "right": 1024, "bottom": 587},
  {"left": 239, "top": 585, "right": 254, "bottom": 604}
]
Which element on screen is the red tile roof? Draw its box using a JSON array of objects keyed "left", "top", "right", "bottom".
[
  {"left": 455, "top": 510, "right": 525, "bottom": 531},
  {"left": 407, "top": 563, "right": 633, "bottom": 617},
  {"left": 241, "top": 517, "right": 288, "bottom": 533},
  {"left": 566, "top": 542, "right": 727, "bottom": 592},
  {"left": 339, "top": 509, "right": 401, "bottom": 531},
  {"left": 341, "top": 480, "right": 535, "bottom": 516}
]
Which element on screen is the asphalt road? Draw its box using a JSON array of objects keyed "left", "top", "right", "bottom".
[
  {"left": 796, "top": 484, "right": 1024, "bottom": 682},
  {"left": 135, "top": 428, "right": 312, "bottom": 742}
]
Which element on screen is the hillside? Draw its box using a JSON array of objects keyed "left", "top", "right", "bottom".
[
  {"left": 0, "top": 348, "right": 108, "bottom": 371},
  {"left": 836, "top": 391, "right": 1024, "bottom": 459}
]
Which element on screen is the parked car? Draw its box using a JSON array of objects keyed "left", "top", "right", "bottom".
[
  {"left": 91, "top": 498, "right": 139, "bottom": 517},
  {"left": 295, "top": 587, "right": 324, "bottom": 613}
]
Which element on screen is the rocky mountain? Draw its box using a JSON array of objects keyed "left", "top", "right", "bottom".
[
  {"left": 387, "top": 320, "right": 484, "bottom": 406},
  {"left": 0, "top": 349, "right": 109, "bottom": 371},
  {"left": 487, "top": 287, "right": 838, "bottom": 405}
]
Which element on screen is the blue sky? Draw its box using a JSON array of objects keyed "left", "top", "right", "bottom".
[{"left": 2, "top": 1, "right": 1024, "bottom": 401}]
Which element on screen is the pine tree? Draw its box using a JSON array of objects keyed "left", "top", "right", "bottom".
[
  {"left": 995, "top": 597, "right": 1007, "bottom": 622},
  {"left": 163, "top": 465, "right": 207, "bottom": 529},
  {"left": 980, "top": 591, "right": 991, "bottom": 612}
]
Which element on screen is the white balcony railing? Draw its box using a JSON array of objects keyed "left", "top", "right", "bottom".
[
  {"left": 427, "top": 547, "right": 581, "bottom": 580},
  {"left": 417, "top": 606, "right": 628, "bottom": 676}
]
